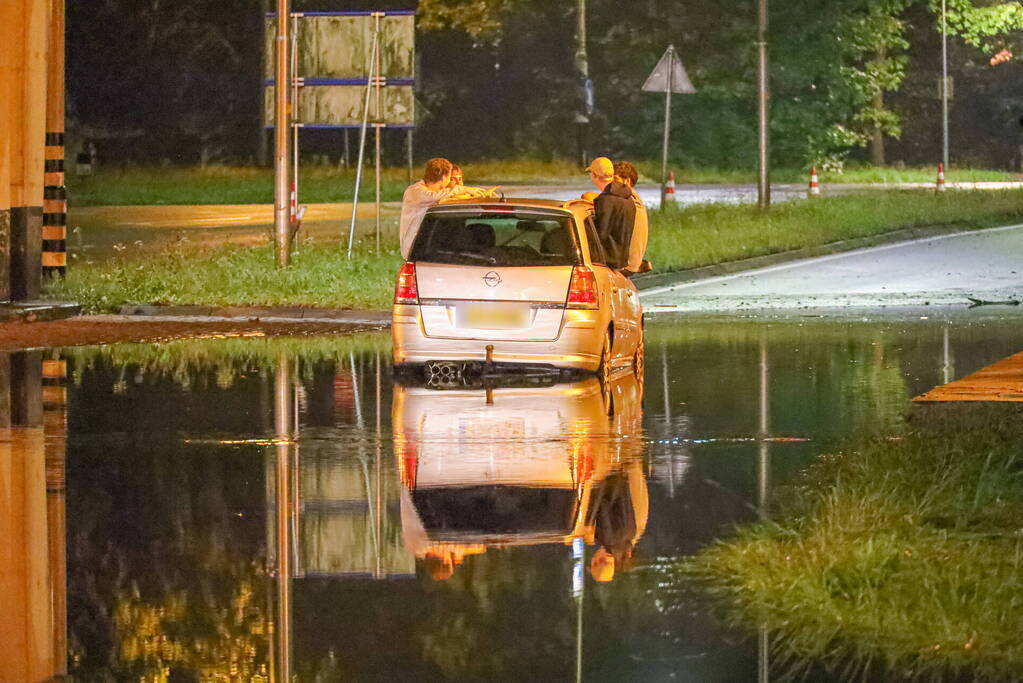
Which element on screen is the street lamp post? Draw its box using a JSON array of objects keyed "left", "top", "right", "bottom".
[
  {"left": 941, "top": 0, "right": 949, "bottom": 170},
  {"left": 757, "top": 0, "right": 770, "bottom": 209},
  {"left": 575, "top": 0, "right": 590, "bottom": 167}
]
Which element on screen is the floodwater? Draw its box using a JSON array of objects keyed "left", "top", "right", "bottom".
[{"left": 3, "top": 312, "right": 1023, "bottom": 681}]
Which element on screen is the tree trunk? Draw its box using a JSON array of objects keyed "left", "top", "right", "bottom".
[{"left": 870, "top": 90, "right": 885, "bottom": 166}]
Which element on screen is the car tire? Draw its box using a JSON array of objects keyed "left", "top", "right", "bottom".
[
  {"left": 633, "top": 324, "right": 645, "bottom": 377},
  {"left": 598, "top": 328, "right": 614, "bottom": 415}
]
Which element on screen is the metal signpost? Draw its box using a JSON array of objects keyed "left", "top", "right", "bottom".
[
  {"left": 642, "top": 45, "right": 696, "bottom": 207},
  {"left": 264, "top": 10, "right": 416, "bottom": 257},
  {"left": 757, "top": 0, "right": 770, "bottom": 209},
  {"left": 941, "top": 0, "right": 949, "bottom": 171}
]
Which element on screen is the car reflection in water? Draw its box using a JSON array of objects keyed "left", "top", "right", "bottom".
[{"left": 392, "top": 371, "right": 647, "bottom": 583}]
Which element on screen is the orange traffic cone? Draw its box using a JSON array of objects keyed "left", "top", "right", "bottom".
[
  {"left": 809, "top": 166, "right": 821, "bottom": 197},
  {"left": 663, "top": 171, "right": 677, "bottom": 204},
  {"left": 936, "top": 163, "right": 946, "bottom": 193}
]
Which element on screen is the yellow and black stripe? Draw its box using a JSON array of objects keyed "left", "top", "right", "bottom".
[
  {"left": 42, "top": 358, "right": 67, "bottom": 493},
  {"left": 43, "top": 132, "right": 66, "bottom": 276}
]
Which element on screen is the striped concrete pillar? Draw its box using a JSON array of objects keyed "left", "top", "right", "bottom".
[
  {"left": 41, "top": 358, "right": 66, "bottom": 486},
  {"left": 42, "top": 136, "right": 65, "bottom": 276},
  {"left": 43, "top": 0, "right": 65, "bottom": 277},
  {"left": 41, "top": 356, "right": 67, "bottom": 676}
]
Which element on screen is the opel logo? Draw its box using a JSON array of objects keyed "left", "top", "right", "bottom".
[{"left": 482, "top": 271, "right": 502, "bottom": 287}]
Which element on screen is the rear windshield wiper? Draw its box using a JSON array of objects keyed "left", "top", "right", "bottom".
[{"left": 432, "top": 249, "right": 496, "bottom": 264}]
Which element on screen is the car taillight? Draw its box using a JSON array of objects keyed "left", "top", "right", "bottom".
[
  {"left": 394, "top": 262, "right": 419, "bottom": 305},
  {"left": 566, "top": 265, "right": 598, "bottom": 309},
  {"left": 396, "top": 432, "right": 418, "bottom": 489}
]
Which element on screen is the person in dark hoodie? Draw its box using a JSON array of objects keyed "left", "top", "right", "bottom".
[{"left": 586, "top": 157, "right": 635, "bottom": 269}]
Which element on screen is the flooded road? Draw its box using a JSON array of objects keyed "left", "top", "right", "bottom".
[{"left": 4, "top": 312, "right": 1023, "bottom": 681}]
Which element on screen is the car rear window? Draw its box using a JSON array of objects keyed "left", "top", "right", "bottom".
[
  {"left": 412, "top": 485, "right": 579, "bottom": 538},
  {"left": 410, "top": 211, "right": 580, "bottom": 266}
]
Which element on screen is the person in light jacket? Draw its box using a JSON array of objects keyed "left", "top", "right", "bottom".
[{"left": 398, "top": 158, "right": 495, "bottom": 258}]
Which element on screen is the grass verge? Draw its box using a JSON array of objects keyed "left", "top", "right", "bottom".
[
  {"left": 646, "top": 189, "right": 1023, "bottom": 273},
  {"left": 46, "top": 189, "right": 1023, "bottom": 313},
  {"left": 66, "top": 163, "right": 1017, "bottom": 206},
  {"left": 681, "top": 403, "right": 1023, "bottom": 681},
  {"left": 46, "top": 238, "right": 403, "bottom": 313}
]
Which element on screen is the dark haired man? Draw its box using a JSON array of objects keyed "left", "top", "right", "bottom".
[
  {"left": 399, "top": 158, "right": 494, "bottom": 258},
  {"left": 613, "top": 161, "right": 648, "bottom": 276}
]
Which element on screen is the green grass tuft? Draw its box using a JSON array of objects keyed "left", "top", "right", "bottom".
[
  {"left": 46, "top": 238, "right": 403, "bottom": 313},
  {"left": 680, "top": 404, "right": 1023, "bottom": 681}
]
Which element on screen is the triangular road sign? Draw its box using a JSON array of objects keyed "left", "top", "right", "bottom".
[{"left": 642, "top": 46, "right": 696, "bottom": 94}]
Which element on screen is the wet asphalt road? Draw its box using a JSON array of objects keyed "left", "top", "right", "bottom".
[
  {"left": 67, "top": 182, "right": 1021, "bottom": 259},
  {"left": 641, "top": 223, "right": 1023, "bottom": 312}
]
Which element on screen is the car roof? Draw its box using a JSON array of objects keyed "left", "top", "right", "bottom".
[{"left": 426, "top": 197, "right": 580, "bottom": 215}]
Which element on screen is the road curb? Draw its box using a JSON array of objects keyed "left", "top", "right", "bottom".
[
  {"left": 0, "top": 301, "right": 81, "bottom": 323},
  {"left": 633, "top": 224, "right": 978, "bottom": 292}
]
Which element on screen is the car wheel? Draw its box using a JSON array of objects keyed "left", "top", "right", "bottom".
[
  {"left": 598, "top": 328, "right": 613, "bottom": 382},
  {"left": 633, "top": 325, "right": 645, "bottom": 377},
  {"left": 598, "top": 329, "right": 614, "bottom": 415}
]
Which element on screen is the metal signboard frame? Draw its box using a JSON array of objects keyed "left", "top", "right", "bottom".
[{"left": 264, "top": 10, "right": 416, "bottom": 251}]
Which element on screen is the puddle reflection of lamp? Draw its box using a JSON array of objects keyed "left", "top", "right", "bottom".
[{"left": 757, "top": 338, "right": 770, "bottom": 683}]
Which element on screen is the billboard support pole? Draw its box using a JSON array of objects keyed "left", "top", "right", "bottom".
[
  {"left": 291, "top": 16, "right": 299, "bottom": 239},
  {"left": 274, "top": 0, "right": 291, "bottom": 268},
  {"left": 346, "top": 23, "right": 380, "bottom": 257},
  {"left": 373, "top": 12, "right": 383, "bottom": 254},
  {"left": 406, "top": 129, "right": 413, "bottom": 184}
]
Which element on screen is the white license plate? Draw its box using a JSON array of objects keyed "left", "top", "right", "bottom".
[{"left": 457, "top": 304, "right": 529, "bottom": 329}]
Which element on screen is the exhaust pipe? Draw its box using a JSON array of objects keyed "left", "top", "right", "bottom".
[{"left": 425, "top": 361, "right": 464, "bottom": 387}]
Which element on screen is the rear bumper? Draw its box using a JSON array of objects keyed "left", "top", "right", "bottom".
[{"left": 392, "top": 304, "right": 604, "bottom": 372}]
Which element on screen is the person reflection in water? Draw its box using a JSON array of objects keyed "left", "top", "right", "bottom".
[
  {"left": 589, "top": 458, "right": 647, "bottom": 583},
  {"left": 420, "top": 546, "right": 486, "bottom": 581}
]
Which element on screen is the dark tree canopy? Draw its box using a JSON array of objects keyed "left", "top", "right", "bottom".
[{"left": 67, "top": 0, "right": 1023, "bottom": 169}]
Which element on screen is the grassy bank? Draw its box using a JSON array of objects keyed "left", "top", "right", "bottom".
[
  {"left": 66, "top": 163, "right": 1017, "bottom": 206},
  {"left": 47, "top": 239, "right": 404, "bottom": 312},
  {"left": 46, "top": 189, "right": 1023, "bottom": 313},
  {"left": 682, "top": 403, "right": 1023, "bottom": 681},
  {"left": 647, "top": 189, "right": 1023, "bottom": 272}
]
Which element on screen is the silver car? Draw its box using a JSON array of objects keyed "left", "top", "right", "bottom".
[{"left": 391, "top": 198, "right": 644, "bottom": 379}]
